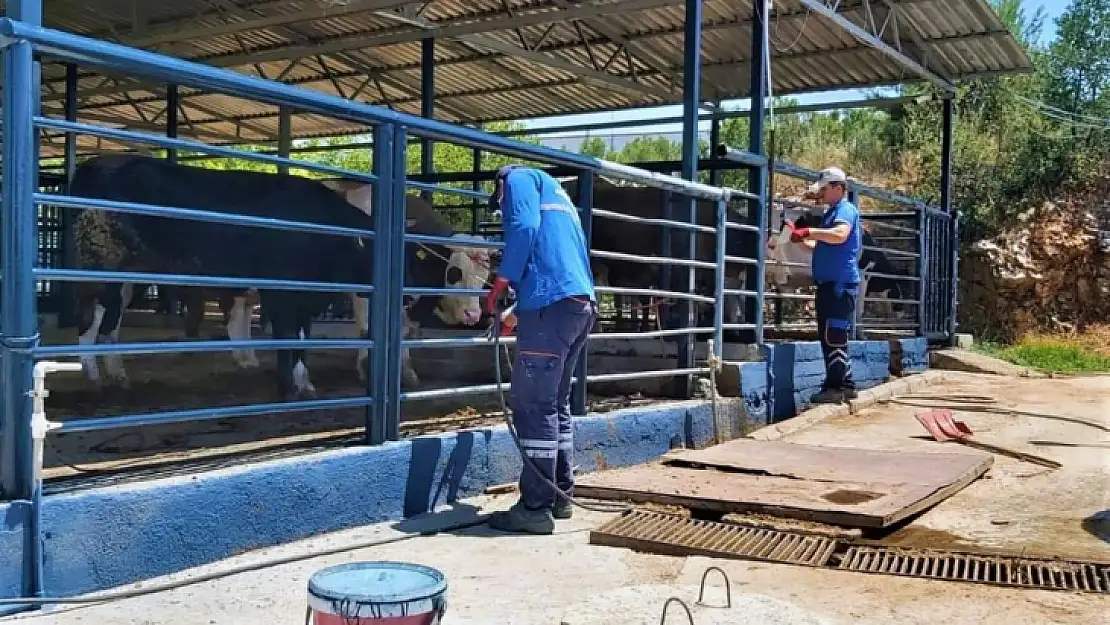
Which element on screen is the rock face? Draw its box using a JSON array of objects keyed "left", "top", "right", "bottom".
[{"left": 958, "top": 170, "right": 1110, "bottom": 343}]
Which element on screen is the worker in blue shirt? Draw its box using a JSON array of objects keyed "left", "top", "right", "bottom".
[
  {"left": 484, "top": 165, "right": 597, "bottom": 535},
  {"left": 787, "top": 166, "right": 862, "bottom": 404}
]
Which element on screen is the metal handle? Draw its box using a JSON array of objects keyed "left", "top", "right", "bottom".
[
  {"left": 659, "top": 597, "right": 695, "bottom": 625},
  {"left": 697, "top": 566, "right": 732, "bottom": 608}
]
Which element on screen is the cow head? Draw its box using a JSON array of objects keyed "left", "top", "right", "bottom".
[{"left": 437, "top": 242, "right": 491, "bottom": 326}]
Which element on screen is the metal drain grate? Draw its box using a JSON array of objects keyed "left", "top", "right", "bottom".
[
  {"left": 590, "top": 509, "right": 838, "bottom": 567},
  {"left": 838, "top": 545, "right": 1110, "bottom": 593}
]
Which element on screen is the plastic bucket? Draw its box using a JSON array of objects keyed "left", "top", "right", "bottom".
[{"left": 307, "top": 561, "right": 448, "bottom": 625}]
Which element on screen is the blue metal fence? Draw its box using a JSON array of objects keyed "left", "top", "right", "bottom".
[
  {"left": 719, "top": 151, "right": 953, "bottom": 341},
  {"left": 0, "top": 10, "right": 770, "bottom": 520}
]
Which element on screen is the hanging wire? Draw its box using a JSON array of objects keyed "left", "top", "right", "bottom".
[{"left": 1013, "top": 94, "right": 1110, "bottom": 125}]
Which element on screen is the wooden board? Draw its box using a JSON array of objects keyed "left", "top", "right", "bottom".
[
  {"left": 576, "top": 440, "right": 993, "bottom": 528},
  {"left": 661, "top": 439, "right": 993, "bottom": 484}
]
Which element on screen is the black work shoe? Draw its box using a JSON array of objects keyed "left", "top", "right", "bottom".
[
  {"left": 487, "top": 501, "right": 555, "bottom": 535},
  {"left": 810, "top": 388, "right": 849, "bottom": 404},
  {"left": 552, "top": 499, "right": 573, "bottom": 520}
]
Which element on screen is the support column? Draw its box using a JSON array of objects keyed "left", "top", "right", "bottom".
[
  {"left": 58, "top": 63, "right": 79, "bottom": 329},
  {"left": 743, "top": 0, "right": 769, "bottom": 345},
  {"left": 166, "top": 84, "right": 179, "bottom": 164},
  {"left": 571, "top": 172, "right": 594, "bottom": 416},
  {"left": 470, "top": 146, "right": 481, "bottom": 234},
  {"left": 368, "top": 123, "right": 407, "bottom": 444},
  {"left": 941, "top": 97, "right": 958, "bottom": 345},
  {"left": 420, "top": 38, "right": 435, "bottom": 201},
  {"left": 2, "top": 0, "right": 43, "bottom": 604},
  {"left": 675, "top": 0, "right": 703, "bottom": 399},
  {"left": 277, "top": 107, "right": 292, "bottom": 175},
  {"left": 708, "top": 108, "right": 721, "bottom": 185}
]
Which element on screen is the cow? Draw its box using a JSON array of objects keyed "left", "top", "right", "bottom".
[
  {"left": 763, "top": 200, "right": 909, "bottom": 319},
  {"left": 68, "top": 155, "right": 491, "bottom": 400},
  {"left": 560, "top": 177, "right": 750, "bottom": 334},
  {"left": 320, "top": 179, "right": 494, "bottom": 386}
]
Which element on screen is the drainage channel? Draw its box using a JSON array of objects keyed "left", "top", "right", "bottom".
[{"left": 591, "top": 509, "right": 1110, "bottom": 594}]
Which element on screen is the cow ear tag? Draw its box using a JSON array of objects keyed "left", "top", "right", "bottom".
[{"left": 416, "top": 249, "right": 427, "bottom": 260}]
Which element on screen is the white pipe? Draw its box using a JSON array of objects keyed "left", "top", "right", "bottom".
[{"left": 30, "top": 361, "right": 83, "bottom": 492}]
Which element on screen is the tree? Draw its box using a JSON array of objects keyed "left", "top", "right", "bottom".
[{"left": 578, "top": 136, "right": 609, "bottom": 158}]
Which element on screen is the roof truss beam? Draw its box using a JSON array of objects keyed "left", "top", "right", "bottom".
[
  {"left": 793, "top": 0, "right": 954, "bottom": 92},
  {"left": 367, "top": 1, "right": 676, "bottom": 102}
]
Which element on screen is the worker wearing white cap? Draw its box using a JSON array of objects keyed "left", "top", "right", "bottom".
[{"left": 786, "top": 166, "right": 862, "bottom": 403}]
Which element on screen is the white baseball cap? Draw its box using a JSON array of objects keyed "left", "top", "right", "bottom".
[{"left": 808, "top": 166, "right": 848, "bottom": 194}]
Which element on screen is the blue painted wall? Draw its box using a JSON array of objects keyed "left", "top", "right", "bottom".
[
  {"left": 736, "top": 339, "right": 927, "bottom": 423},
  {"left": 0, "top": 402, "right": 716, "bottom": 601},
  {"left": 891, "top": 337, "right": 929, "bottom": 375}
]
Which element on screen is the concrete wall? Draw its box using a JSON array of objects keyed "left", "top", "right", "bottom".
[
  {"left": 0, "top": 401, "right": 718, "bottom": 603},
  {"left": 737, "top": 338, "right": 928, "bottom": 423}
]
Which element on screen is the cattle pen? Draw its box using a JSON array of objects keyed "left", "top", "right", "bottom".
[{"left": 0, "top": 0, "right": 1031, "bottom": 611}]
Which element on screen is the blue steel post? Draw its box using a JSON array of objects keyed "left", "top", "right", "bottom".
[
  {"left": 58, "top": 62, "right": 79, "bottom": 328},
  {"left": 384, "top": 125, "right": 408, "bottom": 440},
  {"left": 677, "top": 0, "right": 703, "bottom": 398},
  {"left": 916, "top": 208, "right": 927, "bottom": 337},
  {"left": 367, "top": 124, "right": 399, "bottom": 444},
  {"left": 940, "top": 97, "right": 957, "bottom": 344},
  {"left": 2, "top": 0, "right": 42, "bottom": 603},
  {"left": 713, "top": 199, "right": 726, "bottom": 356},
  {"left": 420, "top": 38, "right": 435, "bottom": 203},
  {"left": 571, "top": 171, "right": 594, "bottom": 416},
  {"left": 660, "top": 190, "right": 673, "bottom": 298},
  {"left": 166, "top": 84, "right": 179, "bottom": 164},
  {"left": 470, "top": 146, "right": 481, "bottom": 234},
  {"left": 277, "top": 107, "right": 292, "bottom": 175},
  {"left": 708, "top": 110, "right": 722, "bottom": 186},
  {"left": 744, "top": 0, "right": 769, "bottom": 346}
]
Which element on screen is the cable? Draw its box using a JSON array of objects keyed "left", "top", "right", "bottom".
[
  {"left": 491, "top": 311, "right": 632, "bottom": 515},
  {"left": 0, "top": 514, "right": 491, "bottom": 608}
]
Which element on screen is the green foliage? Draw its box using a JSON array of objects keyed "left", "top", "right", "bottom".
[{"left": 977, "top": 337, "right": 1110, "bottom": 373}]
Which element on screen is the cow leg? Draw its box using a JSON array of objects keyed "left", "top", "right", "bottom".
[
  {"left": 227, "top": 293, "right": 260, "bottom": 369},
  {"left": 400, "top": 311, "right": 420, "bottom": 389},
  {"left": 351, "top": 293, "right": 369, "bottom": 381},
  {"left": 77, "top": 291, "right": 105, "bottom": 388},
  {"left": 181, "top": 287, "right": 206, "bottom": 339},
  {"left": 267, "top": 299, "right": 311, "bottom": 401},
  {"left": 101, "top": 283, "right": 131, "bottom": 389}
]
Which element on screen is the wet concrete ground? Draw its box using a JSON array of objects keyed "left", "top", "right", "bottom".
[{"left": 9, "top": 372, "right": 1109, "bottom": 624}]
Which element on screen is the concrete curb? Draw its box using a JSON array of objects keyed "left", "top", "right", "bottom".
[{"left": 746, "top": 370, "right": 950, "bottom": 442}]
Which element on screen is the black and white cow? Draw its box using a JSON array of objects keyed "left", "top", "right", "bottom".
[
  {"left": 560, "top": 177, "right": 749, "bottom": 333},
  {"left": 69, "top": 155, "right": 491, "bottom": 399}
]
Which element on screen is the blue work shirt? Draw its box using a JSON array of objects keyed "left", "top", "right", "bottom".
[
  {"left": 497, "top": 167, "right": 596, "bottom": 312},
  {"left": 811, "top": 197, "right": 862, "bottom": 287}
]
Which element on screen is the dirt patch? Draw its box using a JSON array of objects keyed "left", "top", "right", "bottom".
[
  {"left": 875, "top": 525, "right": 974, "bottom": 551},
  {"left": 821, "top": 489, "right": 883, "bottom": 505}
]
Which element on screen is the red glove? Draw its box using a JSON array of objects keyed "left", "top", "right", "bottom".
[
  {"left": 484, "top": 276, "right": 510, "bottom": 315},
  {"left": 786, "top": 220, "right": 810, "bottom": 243}
]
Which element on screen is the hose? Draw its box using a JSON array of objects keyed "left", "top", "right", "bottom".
[
  {"left": 0, "top": 514, "right": 491, "bottom": 609},
  {"left": 882, "top": 393, "right": 1108, "bottom": 432},
  {"left": 492, "top": 311, "right": 632, "bottom": 514}
]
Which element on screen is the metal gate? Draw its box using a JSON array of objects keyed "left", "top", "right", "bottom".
[{"left": 920, "top": 207, "right": 958, "bottom": 343}]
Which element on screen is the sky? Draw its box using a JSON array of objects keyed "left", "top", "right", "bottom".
[{"left": 519, "top": 0, "right": 1071, "bottom": 142}]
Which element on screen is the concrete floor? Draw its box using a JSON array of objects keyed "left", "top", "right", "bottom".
[{"left": 7, "top": 372, "right": 1109, "bottom": 625}]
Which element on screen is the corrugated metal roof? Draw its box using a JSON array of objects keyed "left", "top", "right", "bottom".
[{"left": 31, "top": 0, "right": 1032, "bottom": 156}]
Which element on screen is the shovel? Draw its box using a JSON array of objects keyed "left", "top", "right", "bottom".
[{"left": 914, "top": 408, "right": 1062, "bottom": 470}]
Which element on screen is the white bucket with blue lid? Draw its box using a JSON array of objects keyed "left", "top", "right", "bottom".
[{"left": 307, "top": 561, "right": 448, "bottom": 625}]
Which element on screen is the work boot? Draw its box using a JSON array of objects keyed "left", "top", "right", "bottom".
[
  {"left": 552, "top": 499, "right": 573, "bottom": 520},
  {"left": 810, "top": 387, "right": 855, "bottom": 404},
  {"left": 488, "top": 501, "right": 555, "bottom": 535}
]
